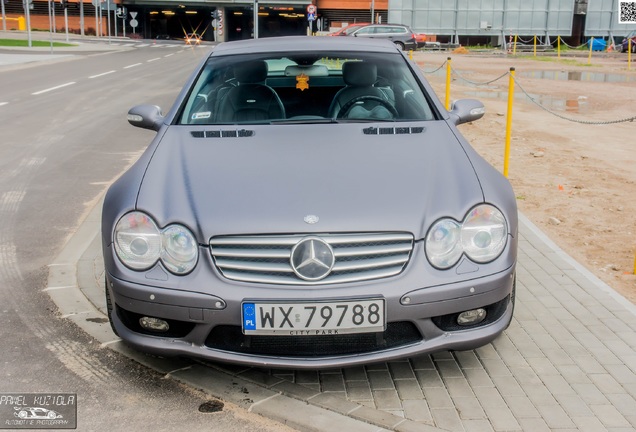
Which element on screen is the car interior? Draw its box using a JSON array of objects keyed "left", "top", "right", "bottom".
[{"left": 178, "top": 51, "right": 437, "bottom": 125}]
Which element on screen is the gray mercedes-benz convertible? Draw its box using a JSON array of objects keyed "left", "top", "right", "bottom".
[{"left": 102, "top": 36, "right": 518, "bottom": 368}]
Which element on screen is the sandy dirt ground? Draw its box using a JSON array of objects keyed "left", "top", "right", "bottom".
[{"left": 416, "top": 49, "right": 636, "bottom": 304}]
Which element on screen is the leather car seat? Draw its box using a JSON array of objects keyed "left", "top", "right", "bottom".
[
  {"left": 216, "top": 60, "right": 286, "bottom": 122},
  {"left": 328, "top": 62, "right": 392, "bottom": 119}
]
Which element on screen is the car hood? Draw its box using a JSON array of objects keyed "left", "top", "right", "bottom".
[{"left": 137, "top": 123, "right": 483, "bottom": 240}]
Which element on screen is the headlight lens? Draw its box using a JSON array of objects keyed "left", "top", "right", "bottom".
[
  {"left": 461, "top": 205, "right": 507, "bottom": 263},
  {"left": 114, "top": 212, "right": 162, "bottom": 270},
  {"left": 114, "top": 212, "right": 198, "bottom": 274},
  {"left": 161, "top": 225, "right": 198, "bottom": 274},
  {"left": 425, "top": 219, "right": 462, "bottom": 268},
  {"left": 425, "top": 204, "right": 508, "bottom": 269}
]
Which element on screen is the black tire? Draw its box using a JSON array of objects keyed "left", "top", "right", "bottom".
[
  {"left": 394, "top": 41, "right": 405, "bottom": 51},
  {"left": 105, "top": 277, "right": 119, "bottom": 337}
]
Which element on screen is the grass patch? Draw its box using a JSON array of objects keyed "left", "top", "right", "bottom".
[{"left": 0, "top": 38, "right": 76, "bottom": 47}]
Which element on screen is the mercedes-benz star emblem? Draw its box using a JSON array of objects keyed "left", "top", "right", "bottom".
[
  {"left": 304, "top": 215, "right": 319, "bottom": 224},
  {"left": 290, "top": 237, "right": 335, "bottom": 281}
]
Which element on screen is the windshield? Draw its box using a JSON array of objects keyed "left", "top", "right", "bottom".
[{"left": 178, "top": 50, "right": 436, "bottom": 125}]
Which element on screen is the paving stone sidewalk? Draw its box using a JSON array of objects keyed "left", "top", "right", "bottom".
[{"left": 51, "top": 195, "right": 636, "bottom": 431}]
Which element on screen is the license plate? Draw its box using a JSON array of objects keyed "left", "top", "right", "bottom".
[{"left": 242, "top": 299, "right": 385, "bottom": 336}]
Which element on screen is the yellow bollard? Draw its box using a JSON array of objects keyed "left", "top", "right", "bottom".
[
  {"left": 513, "top": 35, "right": 518, "bottom": 56},
  {"left": 18, "top": 16, "right": 26, "bottom": 31},
  {"left": 409, "top": 50, "right": 413, "bottom": 60},
  {"left": 634, "top": 249, "right": 636, "bottom": 274},
  {"left": 557, "top": 36, "right": 561, "bottom": 59},
  {"left": 533, "top": 35, "right": 537, "bottom": 57},
  {"left": 588, "top": 37, "right": 594, "bottom": 65},
  {"left": 503, "top": 68, "right": 515, "bottom": 178},
  {"left": 445, "top": 57, "right": 451, "bottom": 110}
]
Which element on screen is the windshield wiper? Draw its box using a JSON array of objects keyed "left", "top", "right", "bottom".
[{"left": 270, "top": 118, "right": 338, "bottom": 124}]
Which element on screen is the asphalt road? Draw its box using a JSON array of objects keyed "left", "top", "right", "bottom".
[{"left": 0, "top": 41, "right": 295, "bottom": 432}]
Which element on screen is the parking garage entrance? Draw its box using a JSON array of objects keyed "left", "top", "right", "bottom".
[{"left": 136, "top": 5, "right": 308, "bottom": 41}]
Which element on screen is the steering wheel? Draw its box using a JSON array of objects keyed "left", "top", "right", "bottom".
[{"left": 337, "top": 95, "right": 399, "bottom": 119}]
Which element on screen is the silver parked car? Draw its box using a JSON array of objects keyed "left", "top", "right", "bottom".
[
  {"left": 348, "top": 23, "right": 418, "bottom": 51},
  {"left": 102, "top": 36, "right": 518, "bottom": 368}
]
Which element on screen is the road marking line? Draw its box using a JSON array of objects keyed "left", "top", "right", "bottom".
[
  {"left": 89, "top": 70, "right": 116, "bottom": 79},
  {"left": 147, "top": 58, "right": 161, "bottom": 62},
  {"left": 32, "top": 82, "right": 76, "bottom": 95},
  {"left": 123, "top": 63, "right": 142, "bottom": 69},
  {"left": 0, "top": 102, "right": 7, "bottom": 107},
  {"left": 164, "top": 53, "right": 174, "bottom": 57}
]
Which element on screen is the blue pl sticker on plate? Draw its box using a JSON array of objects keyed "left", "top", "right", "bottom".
[{"left": 242, "top": 303, "right": 256, "bottom": 331}]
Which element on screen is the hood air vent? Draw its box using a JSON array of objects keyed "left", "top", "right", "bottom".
[
  {"left": 363, "top": 126, "right": 425, "bottom": 135},
  {"left": 190, "top": 130, "right": 255, "bottom": 138}
]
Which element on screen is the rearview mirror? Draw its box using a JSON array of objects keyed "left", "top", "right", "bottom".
[{"left": 127, "top": 104, "right": 164, "bottom": 131}]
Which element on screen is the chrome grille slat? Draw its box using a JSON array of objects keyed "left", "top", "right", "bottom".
[
  {"left": 214, "top": 258, "right": 294, "bottom": 273},
  {"left": 220, "top": 266, "right": 406, "bottom": 286},
  {"left": 212, "top": 248, "right": 291, "bottom": 259},
  {"left": 333, "top": 255, "right": 409, "bottom": 272},
  {"left": 210, "top": 232, "right": 414, "bottom": 285},
  {"left": 333, "top": 244, "right": 413, "bottom": 258}
]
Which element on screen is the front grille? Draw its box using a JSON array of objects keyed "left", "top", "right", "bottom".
[
  {"left": 209, "top": 232, "right": 414, "bottom": 285},
  {"left": 204, "top": 322, "right": 422, "bottom": 357}
]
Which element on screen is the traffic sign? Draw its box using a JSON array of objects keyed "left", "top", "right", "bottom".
[
  {"left": 306, "top": 4, "right": 316, "bottom": 14},
  {"left": 307, "top": 13, "right": 315, "bottom": 21}
]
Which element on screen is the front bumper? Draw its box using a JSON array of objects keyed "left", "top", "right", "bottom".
[{"left": 105, "top": 262, "right": 515, "bottom": 369}]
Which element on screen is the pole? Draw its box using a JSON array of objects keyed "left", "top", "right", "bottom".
[
  {"left": 253, "top": 0, "right": 258, "bottom": 39},
  {"left": 1, "top": 0, "right": 7, "bottom": 32},
  {"left": 588, "top": 36, "right": 594, "bottom": 65},
  {"left": 533, "top": 35, "right": 537, "bottom": 57},
  {"left": 47, "top": 0, "right": 53, "bottom": 52},
  {"left": 24, "top": 0, "right": 32, "bottom": 47},
  {"left": 513, "top": 34, "right": 517, "bottom": 55},
  {"left": 64, "top": 5, "right": 69, "bottom": 42},
  {"left": 504, "top": 67, "right": 515, "bottom": 178},
  {"left": 80, "top": 0, "right": 84, "bottom": 36},
  {"left": 370, "top": 0, "right": 374, "bottom": 24},
  {"left": 107, "top": 1, "right": 111, "bottom": 44},
  {"left": 557, "top": 36, "right": 561, "bottom": 59},
  {"left": 445, "top": 57, "right": 451, "bottom": 110},
  {"left": 629, "top": 39, "right": 632, "bottom": 71},
  {"left": 52, "top": 0, "right": 56, "bottom": 33}
]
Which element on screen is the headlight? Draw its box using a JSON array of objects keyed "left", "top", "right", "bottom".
[
  {"left": 114, "top": 212, "right": 198, "bottom": 275},
  {"left": 425, "top": 219, "right": 462, "bottom": 268},
  {"left": 425, "top": 204, "right": 508, "bottom": 269},
  {"left": 115, "top": 212, "right": 162, "bottom": 270},
  {"left": 161, "top": 225, "right": 198, "bottom": 274},
  {"left": 461, "top": 205, "right": 507, "bottom": 263}
]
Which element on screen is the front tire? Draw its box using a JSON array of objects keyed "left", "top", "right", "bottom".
[{"left": 394, "top": 41, "right": 405, "bottom": 51}]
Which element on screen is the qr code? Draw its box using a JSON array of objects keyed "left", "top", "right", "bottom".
[{"left": 619, "top": 1, "right": 636, "bottom": 23}]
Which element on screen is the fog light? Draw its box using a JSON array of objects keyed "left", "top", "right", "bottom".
[
  {"left": 139, "top": 316, "right": 170, "bottom": 332},
  {"left": 457, "top": 308, "right": 486, "bottom": 326}
]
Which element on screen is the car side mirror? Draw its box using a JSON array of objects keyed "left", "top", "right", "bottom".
[
  {"left": 448, "top": 99, "right": 485, "bottom": 125},
  {"left": 127, "top": 104, "right": 164, "bottom": 131}
]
